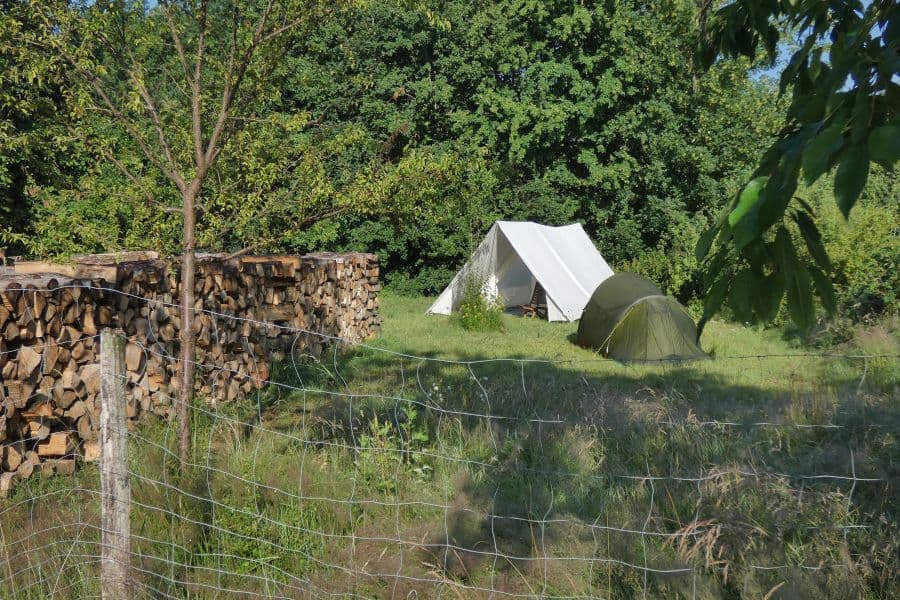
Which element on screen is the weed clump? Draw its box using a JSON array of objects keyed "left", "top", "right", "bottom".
[{"left": 454, "top": 273, "right": 504, "bottom": 332}]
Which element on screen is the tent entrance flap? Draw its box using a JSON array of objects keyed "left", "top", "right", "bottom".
[{"left": 495, "top": 230, "right": 535, "bottom": 307}]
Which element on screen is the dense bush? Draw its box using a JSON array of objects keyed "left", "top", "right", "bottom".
[{"left": 808, "top": 168, "right": 899, "bottom": 321}]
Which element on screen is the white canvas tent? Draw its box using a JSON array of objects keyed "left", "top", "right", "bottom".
[{"left": 427, "top": 221, "right": 614, "bottom": 322}]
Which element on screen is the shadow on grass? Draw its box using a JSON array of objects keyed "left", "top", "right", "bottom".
[{"left": 254, "top": 341, "right": 899, "bottom": 598}]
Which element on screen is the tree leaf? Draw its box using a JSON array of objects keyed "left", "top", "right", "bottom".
[
  {"left": 751, "top": 270, "right": 785, "bottom": 322},
  {"left": 703, "top": 245, "right": 730, "bottom": 293},
  {"left": 728, "top": 176, "right": 767, "bottom": 227},
  {"left": 868, "top": 125, "right": 900, "bottom": 166},
  {"left": 791, "top": 92, "right": 826, "bottom": 123},
  {"left": 704, "top": 271, "right": 732, "bottom": 315},
  {"left": 779, "top": 36, "right": 815, "bottom": 95},
  {"left": 728, "top": 176, "right": 768, "bottom": 249},
  {"left": 809, "top": 264, "right": 836, "bottom": 316},
  {"left": 775, "top": 226, "right": 815, "bottom": 330},
  {"left": 787, "top": 263, "right": 815, "bottom": 331},
  {"left": 764, "top": 24, "right": 780, "bottom": 62},
  {"left": 757, "top": 155, "right": 800, "bottom": 234},
  {"left": 697, "top": 271, "right": 732, "bottom": 340},
  {"left": 729, "top": 269, "right": 755, "bottom": 323},
  {"left": 695, "top": 224, "right": 719, "bottom": 262},
  {"left": 850, "top": 87, "right": 874, "bottom": 144},
  {"left": 834, "top": 146, "right": 870, "bottom": 218},
  {"left": 801, "top": 122, "right": 844, "bottom": 185},
  {"left": 791, "top": 209, "right": 831, "bottom": 272},
  {"left": 740, "top": 239, "right": 767, "bottom": 272}
]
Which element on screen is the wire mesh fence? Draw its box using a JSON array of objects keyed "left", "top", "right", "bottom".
[{"left": 0, "top": 285, "right": 897, "bottom": 598}]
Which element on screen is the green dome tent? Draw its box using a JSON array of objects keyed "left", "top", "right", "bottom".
[{"left": 576, "top": 273, "right": 708, "bottom": 362}]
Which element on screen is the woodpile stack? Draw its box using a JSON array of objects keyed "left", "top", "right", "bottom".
[
  {"left": 0, "top": 252, "right": 381, "bottom": 495},
  {"left": 245, "top": 252, "right": 383, "bottom": 356},
  {"left": 0, "top": 272, "right": 109, "bottom": 495}
]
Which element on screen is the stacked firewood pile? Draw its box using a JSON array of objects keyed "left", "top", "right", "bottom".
[
  {"left": 0, "top": 251, "right": 381, "bottom": 494},
  {"left": 0, "top": 274, "right": 110, "bottom": 495}
]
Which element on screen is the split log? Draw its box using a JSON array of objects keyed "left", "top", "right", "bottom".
[
  {"left": 65, "top": 400, "right": 88, "bottom": 420},
  {"left": 76, "top": 414, "right": 96, "bottom": 442},
  {"left": 3, "top": 442, "right": 24, "bottom": 471},
  {"left": 27, "top": 421, "right": 51, "bottom": 441},
  {"left": 16, "top": 451, "right": 39, "bottom": 478},
  {"left": 22, "top": 401, "right": 54, "bottom": 419},
  {"left": 44, "top": 458, "right": 76, "bottom": 476},
  {"left": 13, "top": 261, "right": 77, "bottom": 277},
  {"left": 124, "top": 343, "right": 144, "bottom": 373},
  {"left": 83, "top": 440, "right": 100, "bottom": 462},
  {"left": 0, "top": 472, "right": 16, "bottom": 497},
  {"left": 38, "top": 432, "right": 74, "bottom": 457},
  {"left": 17, "top": 345, "right": 41, "bottom": 380}
]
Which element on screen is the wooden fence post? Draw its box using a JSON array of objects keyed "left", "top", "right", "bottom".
[{"left": 100, "top": 329, "right": 131, "bottom": 599}]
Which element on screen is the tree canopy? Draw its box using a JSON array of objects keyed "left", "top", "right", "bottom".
[
  {"left": 2, "top": 0, "right": 896, "bottom": 329},
  {"left": 291, "top": 0, "right": 785, "bottom": 296}
]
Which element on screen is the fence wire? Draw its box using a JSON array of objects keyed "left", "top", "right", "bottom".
[{"left": 0, "top": 284, "right": 897, "bottom": 598}]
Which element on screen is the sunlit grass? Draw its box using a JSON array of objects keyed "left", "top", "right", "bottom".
[{"left": 1, "top": 295, "right": 897, "bottom": 598}]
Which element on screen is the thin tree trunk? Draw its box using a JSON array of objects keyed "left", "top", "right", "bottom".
[{"left": 178, "top": 188, "right": 197, "bottom": 464}]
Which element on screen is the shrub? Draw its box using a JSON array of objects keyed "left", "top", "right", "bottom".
[
  {"left": 810, "top": 169, "right": 899, "bottom": 321},
  {"left": 454, "top": 272, "right": 504, "bottom": 332}
]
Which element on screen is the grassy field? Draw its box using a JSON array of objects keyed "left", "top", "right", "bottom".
[{"left": 1, "top": 295, "right": 898, "bottom": 599}]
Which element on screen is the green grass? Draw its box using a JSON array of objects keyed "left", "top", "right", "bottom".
[{"left": 1, "top": 295, "right": 897, "bottom": 599}]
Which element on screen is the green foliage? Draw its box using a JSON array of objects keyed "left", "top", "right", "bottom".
[
  {"left": 357, "top": 404, "right": 433, "bottom": 492},
  {"left": 812, "top": 168, "right": 900, "bottom": 320},
  {"left": 696, "top": 0, "right": 899, "bottom": 332},
  {"left": 6, "top": 0, "right": 785, "bottom": 312},
  {"left": 0, "top": 1, "right": 84, "bottom": 253},
  {"left": 8, "top": 0, "right": 894, "bottom": 334},
  {"left": 454, "top": 272, "right": 504, "bottom": 332},
  {"left": 619, "top": 212, "right": 705, "bottom": 301},
  {"left": 266, "top": 0, "right": 782, "bottom": 298},
  {"left": 334, "top": 145, "right": 499, "bottom": 295},
  {"left": 6, "top": 0, "right": 408, "bottom": 260}
]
